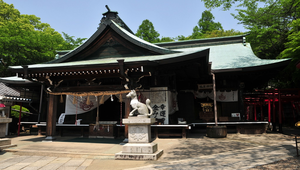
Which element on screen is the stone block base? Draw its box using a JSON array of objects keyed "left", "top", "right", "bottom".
[
  {"left": 0, "top": 138, "right": 17, "bottom": 151},
  {"left": 122, "top": 143, "right": 158, "bottom": 154},
  {"left": 0, "top": 138, "right": 11, "bottom": 146},
  {"left": 115, "top": 150, "right": 163, "bottom": 160}
]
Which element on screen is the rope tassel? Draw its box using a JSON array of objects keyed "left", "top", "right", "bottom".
[
  {"left": 119, "top": 94, "right": 122, "bottom": 103},
  {"left": 60, "top": 94, "right": 64, "bottom": 103},
  {"left": 72, "top": 96, "right": 77, "bottom": 104},
  {"left": 99, "top": 95, "right": 105, "bottom": 105},
  {"left": 86, "top": 95, "right": 90, "bottom": 105}
]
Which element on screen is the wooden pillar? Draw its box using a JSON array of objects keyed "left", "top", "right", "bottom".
[
  {"left": 45, "top": 94, "right": 57, "bottom": 141},
  {"left": 124, "top": 97, "right": 130, "bottom": 139},
  {"left": 212, "top": 73, "right": 218, "bottom": 126},
  {"left": 278, "top": 90, "right": 282, "bottom": 132},
  {"left": 238, "top": 82, "right": 245, "bottom": 120},
  {"left": 254, "top": 104, "right": 257, "bottom": 121},
  {"left": 38, "top": 84, "right": 44, "bottom": 124},
  {"left": 17, "top": 102, "right": 23, "bottom": 136},
  {"left": 268, "top": 98, "right": 271, "bottom": 122},
  {"left": 292, "top": 102, "right": 297, "bottom": 123},
  {"left": 260, "top": 104, "right": 264, "bottom": 121},
  {"left": 272, "top": 92, "right": 277, "bottom": 132}
]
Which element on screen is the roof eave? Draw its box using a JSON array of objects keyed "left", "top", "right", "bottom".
[{"left": 212, "top": 59, "right": 291, "bottom": 73}]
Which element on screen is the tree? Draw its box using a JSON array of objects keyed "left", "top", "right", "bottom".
[
  {"left": 61, "top": 32, "right": 87, "bottom": 50},
  {"left": 201, "top": 29, "right": 244, "bottom": 38},
  {"left": 136, "top": 19, "right": 160, "bottom": 43},
  {"left": 198, "top": 10, "right": 223, "bottom": 34},
  {"left": 201, "top": 0, "right": 300, "bottom": 87},
  {"left": 0, "top": 0, "right": 76, "bottom": 77},
  {"left": 175, "top": 35, "right": 190, "bottom": 41},
  {"left": 191, "top": 10, "right": 223, "bottom": 39},
  {"left": 201, "top": 0, "right": 267, "bottom": 10},
  {"left": 159, "top": 37, "right": 174, "bottom": 43},
  {"left": 191, "top": 26, "right": 202, "bottom": 39},
  {"left": 277, "top": 18, "right": 300, "bottom": 88}
]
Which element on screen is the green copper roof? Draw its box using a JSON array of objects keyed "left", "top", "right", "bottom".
[
  {"left": 9, "top": 48, "right": 206, "bottom": 70},
  {"left": 0, "top": 76, "right": 34, "bottom": 84},
  {"left": 173, "top": 43, "right": 290, "bottom": 71},
  {"left": 9, "top": 41, "right": 290, "bottom": 72}
]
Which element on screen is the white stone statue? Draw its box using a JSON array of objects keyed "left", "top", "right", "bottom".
[{"left": 126, "top": 90, "right": 153, "bottom": 117}]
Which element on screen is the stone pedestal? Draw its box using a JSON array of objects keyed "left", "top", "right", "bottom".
[
  {"left": 115, "top": 116, "right": 163, "bottom": 160},
  {"left": 0, "top": 118, "right": 12, "bottom": 137}
]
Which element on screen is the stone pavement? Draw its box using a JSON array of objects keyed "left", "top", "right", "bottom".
[{"left": 0, "top": 130, "right": 298, "bottom": 170}]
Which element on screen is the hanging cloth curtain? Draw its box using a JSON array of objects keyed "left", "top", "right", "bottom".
[{"left": 65, "top": 95, "right": 103, "bottom": 115}]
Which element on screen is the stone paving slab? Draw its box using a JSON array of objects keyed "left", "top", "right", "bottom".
[
  {"left": 0, "top": 132, "right": 298, "bottom": 170},
  {"left": 124, "top": 144, "right": 296, "bottom": 170},
  {"left": 0, "top": 155, "right": 93, "bottom": 170}
]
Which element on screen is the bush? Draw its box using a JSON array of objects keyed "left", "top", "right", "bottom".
[{"left": 10, "top": 105, "right": 30, "bottom": 118}]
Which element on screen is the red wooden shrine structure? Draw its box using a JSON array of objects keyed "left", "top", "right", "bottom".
[{"left": 244, "top": 89, "right": 300, "bottom": 131}]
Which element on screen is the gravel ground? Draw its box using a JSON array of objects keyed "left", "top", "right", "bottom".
[{"left": 249, "top": 156, "right": 300, "bottom": 170}]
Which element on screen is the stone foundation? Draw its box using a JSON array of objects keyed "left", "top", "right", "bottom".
[
  {"left": 115, "top": 150, "right": 163, "bottom": 160},
  {"left": 0, "top": 138, "right": 17, "bottom": 151},
  {"left": 115, "top": 116, "right": 163, "bottom": 160},
  {"left": 0, "top": 118, "right": 12, "bottom": 137}
]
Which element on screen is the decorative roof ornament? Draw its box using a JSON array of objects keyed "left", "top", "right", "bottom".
[
  {"left": 105, "top": 5, "right": 111, "bottom": 12},
  {"left": 99, "top": 5, "right": 134, "bottom": 34}
]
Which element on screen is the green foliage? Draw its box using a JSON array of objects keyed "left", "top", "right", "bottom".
[
  {"left": 191, "top": 26, "right": 203, "bottom": 39},
  {"left": 175, "top": 35, "right": 190, "bottom": 41},
  {"left": 280, "top": 19, "right": 300, "bottom": 61},
  {"left": 136, "top": 19, "right": 160, "bottom": 43},
  {"left": 10, "top": 105, "right": 30, "bottom": 118},
  {"left": 61, "top": 32, "right": 87, "bottom": 50},
  {"left": 191, "top": 10, "right": 223, "bottom": 39},
  {"left": 202, "top": 0, "right": 300, "bottom": 88},
  {"left": 0, "top": 0, "right": 86, "bottom": 77},
  {"left": 198, "top": 10, "right": 223, "bottom": 34},
  {"left": 159, "top": 37, "right": 174, "bottom": 43},
  {"left": 201, "top": 29, "right": 244, "bottom": 38},
  {"left": 0, "top": 0, "right": 65, "bottom": 76},
  {"left": 201, "top": 0, "right": 269, "bottom": 11},
  {"left": 231, "top": 0, "right": 298, "bottom": 59},
  {"left": 277, "top": 19, "right": 300, "bottom": 88}
]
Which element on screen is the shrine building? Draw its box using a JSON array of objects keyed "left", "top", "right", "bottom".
[{"left": 3, "top": 6, "right": 295, "bottom": 139}]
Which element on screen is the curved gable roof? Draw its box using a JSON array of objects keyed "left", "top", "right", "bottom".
[{"left": 49, "top": 12, "right": 175, "bottom": 64}]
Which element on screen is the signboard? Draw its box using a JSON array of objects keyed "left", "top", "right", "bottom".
[
  {"left": 149, "top": 87, "right": 169, "bottom": 125},
  {"left": 198, "top": 84, "right": 213, "bottom": 90},
  {"left": 231, "top": 113, "right": 241, "bottom": 120},
  {"left": 231, "top": 113, "right": 240, "bottom": 117},
  {"left": 138, "top": 87, "right": 178, "bottom": 125}
]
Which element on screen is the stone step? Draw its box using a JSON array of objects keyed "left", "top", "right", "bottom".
[
  {"left": 0, "top": 144, "right": 17, "bottom": 151},
  {"left": 0, "top": 138, "right": 11, "bottom": 146}
]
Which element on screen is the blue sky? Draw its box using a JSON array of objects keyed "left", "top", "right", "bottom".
[{"left": 4, "top": 0, "right": 246, "bottom": 40}]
